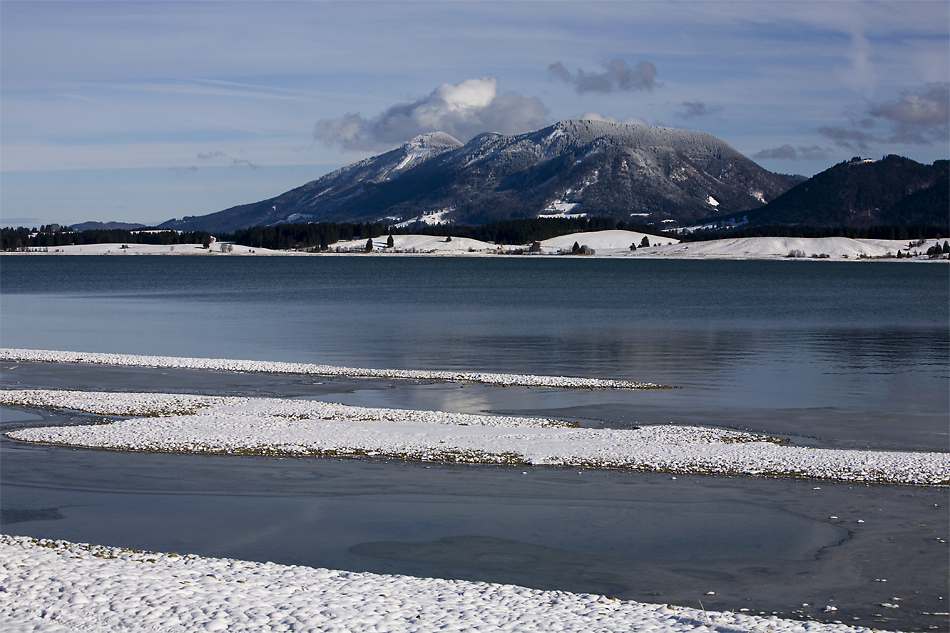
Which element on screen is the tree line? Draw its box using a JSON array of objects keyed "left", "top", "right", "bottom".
[
  {"left": 1, "top": 226, "right": 220, "bottom": 251},
  {"left": 230, "top": 217, "right": 670, "bottom": 250},
  {"left": 6, "top": 218, "right": 947, "bottom": 253},
  {"left": 231, "top": 222, "right": 388, "bottom": 250}
]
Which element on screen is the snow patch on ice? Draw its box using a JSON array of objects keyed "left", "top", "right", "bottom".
[
  {"left": 0, "top": 349, "right": 666, "bottom": 390},
  {"left": 0, "top": 534, "right": 883, "bottom": 633},
  {"left": 3, "top": 388, "right": 947, "bottom": 484}
]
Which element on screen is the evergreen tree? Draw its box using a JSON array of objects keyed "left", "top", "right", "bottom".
[
  {"left": 640, "top": 236, "right": 650, "bottom": 247},
  {"left": 365, "top": 237, "right": 373, "bottom": 252},
  {"left": 387, "top": 235, "right": 395, "bottom": 248}
]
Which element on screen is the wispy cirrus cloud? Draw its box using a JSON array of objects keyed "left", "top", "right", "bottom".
[
  {"left": 231, "top": 158, "right": 260, "bottom": 170},
  {"left": 314, "top": 77, "right": 549, "bottom": 152},
  {"left": 548, "top": 59, "right": 659, "bottom": 94},
  {"left": 196, "top": 151, "right": 260, "bottom": 169}
]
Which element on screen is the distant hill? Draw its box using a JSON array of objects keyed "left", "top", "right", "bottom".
[
  {"left": 710, "top": 156, "right": 948, "bottom": 228},
  {"left": 159, "top": 120, "right": 792, "bottom": 233}
]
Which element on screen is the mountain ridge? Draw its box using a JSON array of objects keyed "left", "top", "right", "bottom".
[
  {"left": 159, "top": 119, "right": 792, "bottom": 233},
  {"left": 698, "top": 155, "right": 949, "bottom": 229}
]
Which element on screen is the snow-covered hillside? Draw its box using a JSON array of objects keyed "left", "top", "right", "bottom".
[
  {"left": 540, "top": 229, "right": 679, "bottom": 254},
  {"left": 647, "top": 236, "right": 946, "bottom": 260},
  {"left": 4, "top": 233, "right": 946, "bottom": 260}
]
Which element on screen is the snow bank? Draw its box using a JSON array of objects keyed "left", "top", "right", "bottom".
[
  {"left": 5, "top": 243, "right": 294, "bottom": 256},
  {"left": 0, "top": 349, "right": 669, "bottom": 390},
  {"left": 347, "top": 234, "right": 495, "bottom": 253},
  {"left": 647, "top": 236, "right": 946, "bottom": 260},
  {"left": 4, "top": 389, "right": 947, "bottom": 485},
  {"left": 0, "top": 534, "right": 889, "bottom": 633},
  {"left": 5, "top": 233, "right": 945, "bottom": 260},
  {"left": 540, "top": 229, "right": 680, "bottom": 254}
]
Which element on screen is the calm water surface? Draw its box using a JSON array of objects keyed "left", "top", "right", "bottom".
[
  {"left": 2, "top": 256, "right": 947, "bottom": 448},
  {"left": 1, "top": 256, "right": 947, "bottom": 630}
]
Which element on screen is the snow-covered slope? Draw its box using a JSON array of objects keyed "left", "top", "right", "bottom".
[
  {"left": 6, "top": 234, "right": 945, "bottom": 260},
  {"left": 7, "top": 243, "right": 293, "bottom": 256},
  {"left": 646, "top": 236, "right": 944, "bottom": 260},
  {"left": 540, "top": 229, "right": 679, "bottom": 254},
  {"left": 343, "top": 234, "right": 496, "bottom": 253}
]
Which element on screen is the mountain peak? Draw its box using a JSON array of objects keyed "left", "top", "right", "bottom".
[
  {"left": 406, "top": 131, "right": 463, "bottom": 150},
  {"left": 160, "top": 120, "right": 794, "bottom": 232}
]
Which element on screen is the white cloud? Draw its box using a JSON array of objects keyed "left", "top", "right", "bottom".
[
  {"left": 314, "top": 77, "right": 549, "bottom": 152},
  {"left": 869, "top": 83, "right": 950, "bottom": 127}
]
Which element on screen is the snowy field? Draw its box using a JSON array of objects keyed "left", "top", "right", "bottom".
[
  {"left": 5, "top": 231, "right": 946, "bottom": 260},
  {"left": 0, "top": 534, "right": 888, "bottom": 633},
  {"left": 646, "top": 236, "right": 946, "bottom": 260}
]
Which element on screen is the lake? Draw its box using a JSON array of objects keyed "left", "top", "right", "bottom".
[{"left": 1, "top": 255, "right": 947, "bottom": 630}]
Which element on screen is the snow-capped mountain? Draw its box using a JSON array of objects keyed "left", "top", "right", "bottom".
[{"left": 160, "top": 120, "right": 793, "bottom": 232}]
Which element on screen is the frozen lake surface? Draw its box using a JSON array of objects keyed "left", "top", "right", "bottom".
[{"left": 1, "top": 257, "right": 947, "bottom": 630}]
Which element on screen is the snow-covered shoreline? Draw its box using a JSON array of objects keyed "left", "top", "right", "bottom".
[
  {"left": 0, "top": 534, "right": 888, "bottom": 633},
  {"left": 0, "top": 349, "right": 670, "bottom": 390},
  {"left": 3, "top": 388, "right": 947, "bottom": 485},
  {"left": 4, "top": 231, "right": 947, "bottom": 260},
  {"left": 1, "top": 351, "right": 944, "bottom": 632}
]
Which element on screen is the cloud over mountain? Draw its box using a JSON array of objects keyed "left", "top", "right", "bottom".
[
  {"left": 754, "top": 144, "right": 829, "bottom": 161},
  {"left": 548, "top": 59, "right": 659, "bottom": 94},
  {"left": 818, "top": 126, "right": 875, "bottom": 151},
  {"left": 314, "top": 77, "right": 549, "bottom": 152},
  {"left": 819, "top": 83, "right": 949, "bottom": 150},
  {"left": 868, "top": 82, "right": 949, "bottom": 144},
  {"left": 677, "top": 101, "right": 720, "bottom": 119},
  {"left": 577, "top": 112, "right": 648, "bottom": 126}
]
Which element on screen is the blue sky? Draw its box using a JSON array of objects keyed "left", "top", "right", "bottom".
[{"left": 2, "top": 0, "right": 948, "bottom": 228}]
